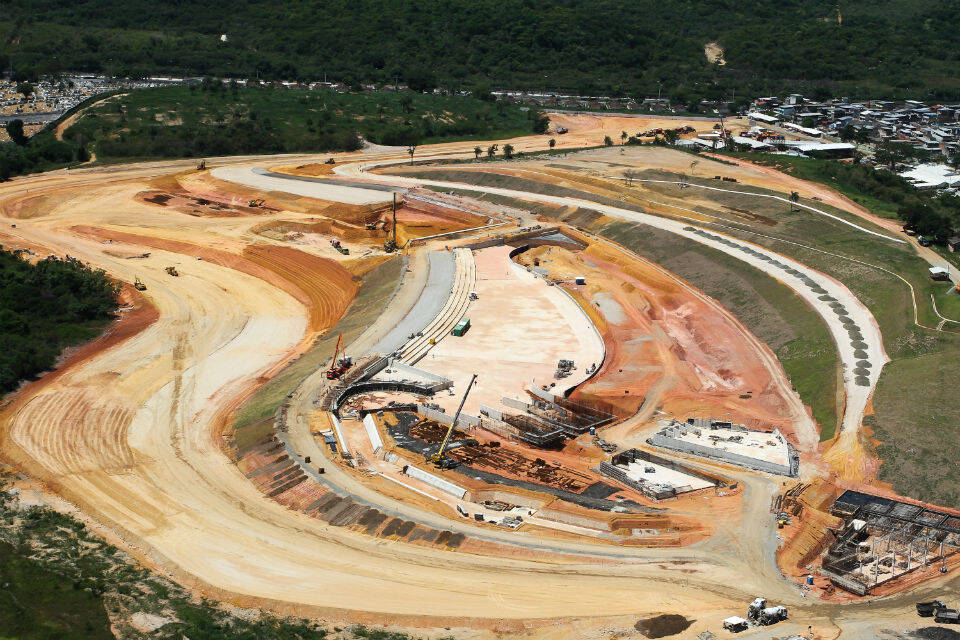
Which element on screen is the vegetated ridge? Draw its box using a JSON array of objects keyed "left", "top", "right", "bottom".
[
  {"left": 0, "top": 249, "right": 119, "bottom": 395},
  {"left": 1, "top": 82, "right": 547, "bottom": 178},
  {"left": 2, "top": 0, "right": 959, "bottom": 100}
]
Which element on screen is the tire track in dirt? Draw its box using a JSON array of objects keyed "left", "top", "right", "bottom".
[{"left": 69, "top": 226, "right": 358, "bottom": 333}]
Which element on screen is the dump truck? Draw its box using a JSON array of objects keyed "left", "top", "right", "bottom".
[
  {"left": 165, "top": 266, "right": 179, "bottom": 277},
  {"left": 330, "top": 238, "right": 349, "bottom": 255}
]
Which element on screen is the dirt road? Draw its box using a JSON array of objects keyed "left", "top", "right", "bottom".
[{"left": 0, "top": 117, "right": 951, "bottom": 637}]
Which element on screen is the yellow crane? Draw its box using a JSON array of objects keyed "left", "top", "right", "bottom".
[{"left": 430, "top": 373, "right": 478, "bottom": 467}]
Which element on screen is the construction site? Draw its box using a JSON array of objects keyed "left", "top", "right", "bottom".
[{"left": 1, "top": 112, "right": 958, "bottom": 639}]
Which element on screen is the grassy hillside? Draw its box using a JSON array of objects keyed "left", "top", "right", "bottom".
[
  {"left": 60, "top": 83, "right": 541, "bottom": 164},
  {"left": 3, "top": 0, "right": 960, "bottom": 100}
]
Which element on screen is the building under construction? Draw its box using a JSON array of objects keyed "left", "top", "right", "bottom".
[
  {"left": 478, "top": 392, "right": 615, "bottom": 448},
  {"left": 820, "top": 490, "right": 960, "bottom": 595},
  {"left": 598, "top": 449, "right": 724, "bottom": 500}
]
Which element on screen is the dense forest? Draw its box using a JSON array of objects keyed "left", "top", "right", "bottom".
[
  {"left": 2, "top": 0, "right": 960, "bottom": 100},
  {"left": 0, "top": 250, "right": 119, "bottom": 394}
]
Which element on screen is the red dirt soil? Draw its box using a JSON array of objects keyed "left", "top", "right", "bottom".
[
  {"left": 69, "top": 226, "right": 358, "bottom": 332},
  {"left": 519, "top": 240, "right": 799, "bottom": 434}
]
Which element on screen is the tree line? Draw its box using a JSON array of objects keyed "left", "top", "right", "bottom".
[
  {"left": 2, "top": 0, "right": 960, "bottom": 101},
  {"left": 0, "top": 250, "right": 119, "bottom": 394}
]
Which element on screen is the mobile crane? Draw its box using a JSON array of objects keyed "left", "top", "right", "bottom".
[
  {"left": 430, "top": 373, "right": 478, "bottom": 468},
  {"left": 325, "top": 333, "right": 352, "bottom": 380}
]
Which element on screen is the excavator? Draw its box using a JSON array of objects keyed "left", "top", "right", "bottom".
[
  {"left": 430, "top": 373, "right": 478, "bottom": 468},
  {"left": 134, "top": 277, "right": 147, "bottom": 291},
  {"left": 325, "top": 334, "right": 352, "bottom": 380},
  {"left": 165, "top": 266, "right": 179, "bottom": 277}
]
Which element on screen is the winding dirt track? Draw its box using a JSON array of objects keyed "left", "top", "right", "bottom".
[{"left": 0, "top": 119, "right": 954, "bottom": 638}]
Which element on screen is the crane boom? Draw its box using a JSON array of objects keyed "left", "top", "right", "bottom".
[
  {"left": 325, "top": 334, "right": 345, "bottom": 379},
  {"left": 431, "top": 373, "right": 478, "bottom": 465}
]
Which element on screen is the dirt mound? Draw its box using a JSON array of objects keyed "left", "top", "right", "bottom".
[
  {"left": 913, "top": 628, "right": 960, "bottom": 640},
  {"left": 70, "top": 226, "right": 357, "bottom": 332},
  {"left": 242, "top": 244, "right": 357, "bottom": 331},
  {"left": 634, "top": 614, "right": 693, "bottom": 638}
]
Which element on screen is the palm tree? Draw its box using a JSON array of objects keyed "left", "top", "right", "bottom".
[
  {"left": 407, "top": 144, "right": 417, "bottom": 164},
  {"left": 503, "top": 144, "right": 514, "bottom": 159},
  {"left": 604, "top": 135, "right": 613, "bottom": 146},
  {"left": 486, "top": 144, "right": 498, "bottom": 158},
  {"left": 621, "top": 130, "right": 628, "bottom": 145},
  {"left": 548, "top": 138, "right": 556, "bottom": 150},
  {"left": 789, "top": 191, "right": 800, "bottom": 211},
  {"left": 474, "top": 146, "right": 482, "bottom": 160}
]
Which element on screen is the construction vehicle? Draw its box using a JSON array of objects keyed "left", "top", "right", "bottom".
[
  {"left": 196, "top": 159, "right": 206, "bottom": 171},
  {"left": 325, "top": 334, "right": 352, "bottom": 380},
  {"left": 248, "top": 198, "right": 265, "bottom": 208},
  {"left": 329, "top": 238, "right": 349, "bottom": 255},
  {"left": 917, "top": 601, "right": 947, "bottom": 617},
  {"left": 383, "top": 193, "right": 399, "bottom": 253},
  {"left": 430, "top": 373, "right": 478, "bottom": 467},
  {"left": 451, "top": 318, "right": 471, "bottom": 336},
  {"left": 165, "top": 266, "right": 179, "bottom": 277},
  {"left": 134, "top": 277, "right": 147, "bottom": 291}
]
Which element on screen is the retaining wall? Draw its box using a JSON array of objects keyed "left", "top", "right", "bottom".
[
  {"left": 382, "top": 360, "right": 454, "bottom": 392},
  {"left": 404, "top": 465, "right": 467, "bottom": 499},
  {"left": 362, "top": 414, "right": 384, "bottom": 452},
  {"left": 479, "top": 404, "right": 503, "bottom": 421},
  {"left": 647, "top": 433, "right": 794, "bottom": 477},
  {"left": 536, "top": 507, "right": 611, "bottom": 531},
  {"left": 329, "top": 413, "right": 352, "bottom": 458},
  {"left": 416, "top": 403, "right": 481, "bottom": 428}
]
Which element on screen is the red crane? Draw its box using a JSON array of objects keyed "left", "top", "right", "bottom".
[{"left": 325, "top": 334, "right": 348, "bottom": 379}]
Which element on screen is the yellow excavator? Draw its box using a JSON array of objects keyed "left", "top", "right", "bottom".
[
  {"left": 430, "top": 373, "right": 478, "bottom": 468},
  {"left": 134, "top": 277, "right": 147, "bottom": 291},
  {"left": 165, "top": 266, "right": 179, "bottom": 277}
]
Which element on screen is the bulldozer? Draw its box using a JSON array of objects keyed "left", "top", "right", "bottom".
[
  {"left": 134, "top": 277, "right": 147, "bottom": 291},
  {"left": 165, "top": 266, "right": 179, "bottom": 277}
]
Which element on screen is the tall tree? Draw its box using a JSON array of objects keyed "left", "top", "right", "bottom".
[{"left": 5, "top": 119, "right": 28, "bottom": 146}]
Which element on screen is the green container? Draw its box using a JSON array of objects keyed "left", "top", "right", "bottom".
[{"left": 451, "top": 318, "right": 471, "bottom": 336}]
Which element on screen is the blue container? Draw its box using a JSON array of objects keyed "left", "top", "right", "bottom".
[
  {"left": 806, "top": 575, "right": 814, "bottom": 585},
  {"left": 589, "top": 427, "right": 596, "bottom": 435}
]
